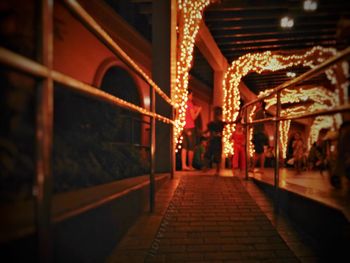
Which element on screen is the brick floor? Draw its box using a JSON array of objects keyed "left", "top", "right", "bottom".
[
  {"left": 146, "top": 175, "right": 301, "bottom": 262},
  {"left": 108, "top": 173, "right": 301, "bottom": 262}
]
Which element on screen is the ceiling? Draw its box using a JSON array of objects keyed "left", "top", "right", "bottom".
[
  {"left": 204, "top": 0, "right": 350, "bottom": 95},
  {"left": 112, "top": 0, "right": 349, "bottom": 96}
]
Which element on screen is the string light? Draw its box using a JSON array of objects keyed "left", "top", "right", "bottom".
[
  {"left": 223, "top": 46, "right": 348, "bottom": 157},
  {"left": 263, "top": 86, "right": 338, "bottom": 110},
  {"left": 174, "top": 0, "right": 211, "bottom": 152},
  {"left": 279, "top": 120, "right": 291, "bottom": 159},
  {"left": 308, "top": 116, "right": 335, "bottom": 148},
  {"left": 280, "top": 16, "right": 294, "bottom": 28},
  {"left": 261, "top": 85, "right": 343, "bottom": 151},
  {"left": 89, "top": 87, "right": 174, "bottom": 124},
  {"left": 248, "top": 106, "right": 256, "bottom": 157}
]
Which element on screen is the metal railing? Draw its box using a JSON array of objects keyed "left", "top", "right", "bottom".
[
  {"left": 241, "top": 46, "right": 350, "bottom": 210},
  {"left": 0, "top": 0, "right": 175, "bottom": 261}
]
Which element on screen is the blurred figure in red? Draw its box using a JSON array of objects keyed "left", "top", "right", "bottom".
[
  {"left": 181, "top": 89, "right": 201, "bottom": 171},
  {"left": 231, "top": 122, "right": 246, "bottom": 177}
]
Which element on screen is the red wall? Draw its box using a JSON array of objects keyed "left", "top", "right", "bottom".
[
  {"left": 53, "top": 2, "right": 151, "bottom": 107},
  {"left": 53, "top": 2, "right": 151, "bottom": 145},
  {"left": 53, "top": 2, "right": 213, "bottom": 147}
]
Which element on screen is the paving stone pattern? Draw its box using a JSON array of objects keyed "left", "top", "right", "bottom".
[{"left": 145, "top": 175, "right": 299, "bottom": 262}]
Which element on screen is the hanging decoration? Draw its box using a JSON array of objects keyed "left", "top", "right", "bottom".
[
  {"left": 279, "top": 120, "right": 291, "bottom": 159},
  {"left": 223, "top": 46, "right": 349, "bottom": 157},
  {"left": 248, "top": 105, "right": 256, "bottom": 157},
  {"left": 174, "top": 0, "right": 211, "bottom": 152},
  {"left": 260, "top": 85, "right": 343, "bottom": 154}
]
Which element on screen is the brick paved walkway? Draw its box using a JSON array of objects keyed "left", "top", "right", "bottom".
[{"left": 108, "top": 174, "right": 300, "bottom": 262}]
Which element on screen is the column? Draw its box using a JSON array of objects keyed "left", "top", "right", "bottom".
[{"left": 152, "top": 0, "right": 177, "bottom": 173}]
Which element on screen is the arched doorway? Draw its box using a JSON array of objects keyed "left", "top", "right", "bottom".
[{"left": 99, "top": 66, "right": 142, "bottom": 145}]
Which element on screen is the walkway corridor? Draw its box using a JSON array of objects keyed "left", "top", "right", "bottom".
[{"left": 108, "top": 173, "right": 308, "bottom": 262}]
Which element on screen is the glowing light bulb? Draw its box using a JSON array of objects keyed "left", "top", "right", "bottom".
[
  {"left": 280, "top": 16, "right": 294, "bottom": 28},
  {"left": 222, "top": 46, "right": 348, "bottom": 157},
  {"left": 174, "top": 0, "right": 211, "bottom": 150},
  {"left": 303, "top": 0, "right": 317, "bottom": 11}
]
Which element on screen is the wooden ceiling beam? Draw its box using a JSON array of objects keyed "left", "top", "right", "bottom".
[
  {"left": 130, "top": 0, "right": 152, "bottom": 3},
  {"left": 206, "top": 0, "right": 348, "bottom": 12},
  {"left": 213, "top": 28, "right": 335, "bottom": 39},
  {"left": 208, "top": 20, "right": 337, "bottom": 30},
  {"left": 225, "top": 46, "right": 340, "bottom": 58},
  {"left": 208, "top": 20, "right": 336, "bottom": 31},
  {"left": 244, "top": 76, "right": 326, "bottom": 83},
  {"left": 218, "top": 36, "right": 335, "bottom": 46},
  {"left": 221, "top": 40, "right": 338, "bottom": 52},
  {"left": 205, "top": 12, "right": 345, "bottom": 22}
]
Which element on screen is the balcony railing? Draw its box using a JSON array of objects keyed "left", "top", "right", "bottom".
[{"left": 0, "top": 0, "right": 174, "bottom": 261}]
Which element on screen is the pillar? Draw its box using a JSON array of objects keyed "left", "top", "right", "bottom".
[
  {"left": 213, "top": 70, "right": 225, "bottom": 108},
  {"left": 152, "top": 0, "right": 177, "bottom": 173}
]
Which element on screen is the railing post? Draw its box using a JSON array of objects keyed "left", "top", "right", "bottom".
[
  {"left": 131, "top": 116, "right": 134, "bottom": 144},
  {"left": 149, "top": 85, "right": 156, "bottom": 213},
  {"left": 35, "top": 0, "right": 54, "bottom": 262},
  {"left": 170, "top": 0, "right": 177, "bottom": 179},
  {"left": 245, "top": 106, "right": 249, "bottom": 180},
  {"left": 274, "top": 91, "right": 281, "bottom": 212},
  {"left": 170, "top": 107, "right": 175, "bottom": 179}
]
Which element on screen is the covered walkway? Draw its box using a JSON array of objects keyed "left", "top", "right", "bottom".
[
  {"left": 107, "top": 170, "right": 326, "bottom": 262},
  {"left": 1, "top": 1, "right": 350, "bottom": 262}
]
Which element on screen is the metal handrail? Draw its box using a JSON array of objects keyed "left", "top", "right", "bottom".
[
  {"left": 243, "top": 104, "right": 350, "bottom": 125},
  {"left": 280, "top": 104, "right": 350, "bottom": 121},
  {"left": 0, "top": 47, "right": 173, "bottom": 124},
  {"left": 62, "top": 0, "right": 175, "bottom": 107},
  {"left": 242, "top": 47, "right": 350, "bottom": 214},
  {"left": 52, "top": 175, "right": 167, "bottom": 223},
  {"left": 0, "top": 0, "right": 176, "bottom": 260}
]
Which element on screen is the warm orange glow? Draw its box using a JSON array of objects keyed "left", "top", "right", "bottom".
[
  {"left": 262, "top": 85, "right": 343, "bottom": 151},
  {"left": 223, "top": 46, "right": 349, "bottom": 156},
  {"left": 174, "top": 0, "right": 211, "bottom": 152}
]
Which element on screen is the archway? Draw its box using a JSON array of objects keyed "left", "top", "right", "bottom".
[
  {"left": 222, "top": 46, "right": 348, "bottom": 157},
  {"left": 99, "top": 66, "right": 142, "bottom": 144}
]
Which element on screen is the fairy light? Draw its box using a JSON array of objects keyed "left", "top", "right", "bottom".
[
  {"left": 280, "top": 16, "right": 294, "bottom": 28},
  {"left": 248, "top": 105, "right": 256, "bottom": 157},
  {"left": 174, "top": 0, "right": 211, "bottom": 152},
  {"left": 279, "top": 120, "right": 291, "bottom": 159},
  {"left": 100, "top": 92, "right": 174, "bottom": 124},
  {"left": 247, "top": 105, "right": 290, "bottom": 159},
  {"left": 303, "top": 0, "right": 318, "bottom": 11},
  {"left": 223, "top": 46, "right": 348, "bottom": 157},
  {"left": 261, "top": 85, "right": 343, "bottom": 153},
  {"left": 308, "top": 116, "right": 335, "bottom": 148},
  {"left": 263, "top": 86, "right": 338, "bottom": 110}
]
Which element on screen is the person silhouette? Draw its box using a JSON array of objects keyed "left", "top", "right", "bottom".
[{"left": 181, "top": 89, "right": 201, "bottom": 171}]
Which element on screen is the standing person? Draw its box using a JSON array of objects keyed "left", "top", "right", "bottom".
[
  {"left": 292, "top": 132, "right": 304, "bottom": 175},
  {"left": 252, "top": 101, "right": 269, "bottom": 172},
  {"left": 181, "top": 89, "right": 201, "bottom": 171},
  {"left": 307, "top": 137, "right": 326, "bottom": 171},
  {"left": 231, "top": 122, "right": 246, "bottom": 177},
  {"left": 203, "top": 106, "right": 226, "bottom": 176}
]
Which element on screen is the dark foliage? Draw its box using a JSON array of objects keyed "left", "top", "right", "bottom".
[
  {"left": 53, "top": 87, "right": 149, "bottom": 193},
  {"left": 0, "top": 71, "right": 36, "bottom": 202}
]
